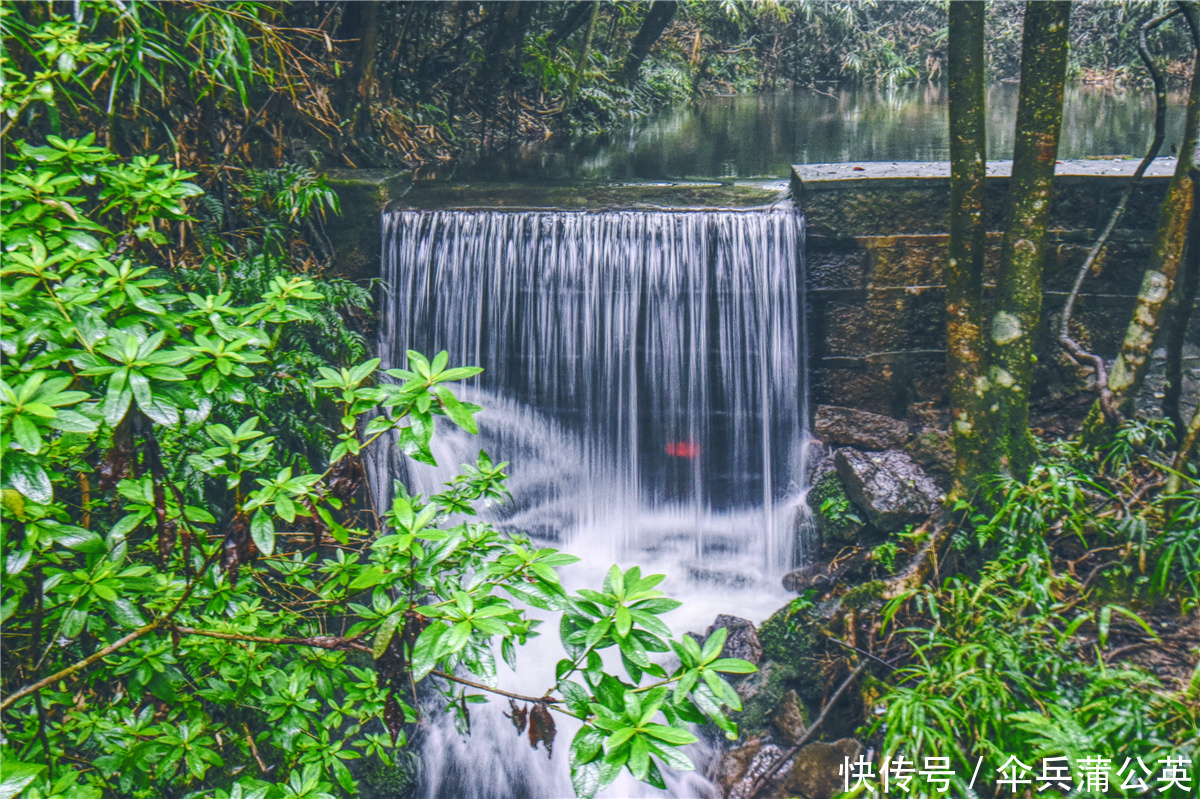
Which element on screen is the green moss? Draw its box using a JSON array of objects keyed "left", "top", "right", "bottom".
[
  {"left": 732, "top": 661, "right": 800, "bottom": 739},
  {"left": 809, "top": 471, "right": 864, "bottom": 544},
  {"left": 758, "top": 605, "right": 818, "bottom": 665},
  {"left": 842, "top": 580, "right": 886, "bottom": 609}
]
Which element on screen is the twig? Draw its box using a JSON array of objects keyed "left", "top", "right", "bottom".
[
  {"left": 242, "top": 722, "right": 272, "bottom": 774},
  {"left": 1058, "top": 8, "right": 1180, "bottom": 423},
  {"left": 430, "top": 670, "right": 562, "bottom": 706},
  {"left": 747, "top": 661, "right": 869, "bottom": 799},
  {"left": 1080, "top": 560, "right": 1123, "bottom": 593},
  {"left": 827, "top": 637, "right": 899, "bottom": 671},
  {"left": 173, "top": 629, "right": 567, "bottom": 706},
  {"left": 1, "top": 547, "right": 219, "bottom": 714},
  {"left": 174, "top": 626, "right": 369, "bottom": 652}
]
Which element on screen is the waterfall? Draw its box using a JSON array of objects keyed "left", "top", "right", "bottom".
[{"left": 371, "top": 205, "right": 813, "bottom": 798}]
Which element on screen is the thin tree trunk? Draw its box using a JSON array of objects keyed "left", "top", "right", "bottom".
[
  {"left": 563, "top": 1, "right": 600, "bottom": 114},
  {"left": 1085, "top": 2, "right": 1200, "bottom": 446},
  {"left": 619, "top": 1, "right": 679, "bottom": 84},
  {"left": 991, "top": 1, "right": 1072, "bottom": 479},
  {"left": 338, "top": 0, "right": 381, "bottom": 125},
  {"left": 947, "top": 1, "right": 990, "bottom": 497},
  {"left": 1163, "top": 175, "right": 1200, "bottom": 437},
  {"left": 1166, "top": 399, "right": 1200, "bottom": 495},
  {"left": 547, "top": 2, "right": 595, "bottom": 49}
]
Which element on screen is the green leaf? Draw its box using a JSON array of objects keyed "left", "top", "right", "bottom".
[
  {"left": 46, "top": 524, "right": 105, "bottom": 553},
  {"left": 629, "top": 735, "right": 651, "bottom": 780},
  {"left": 106, "top": 597, "right": 147, "bottom": 629},
  {"left": 0, "top": 759, "right": 46, "bottom": 799},
  {"left": 604, "top": 726, "right": 636, "bottom": 751},
  {"left": 570, "top": 761, "right": 600, "bottom": 799},
  {"left": 410, "top": 622, "right": 447, "bottom": 681},
  {"left": 560, "top": 680, "right": 591, "bottom": 717},
  {"left": 432, "top": 386, "right": 477, "bottom": 434},
  {"left": 104, "top": 368, "right": 132, "bottom": 427},
  {"left": 373, "top": 612, "right": 402, "bottom": 660},
  {"left": 672, "top": 670, "right": 699, "bottom": 705},
  {"left": 441, "top": 620, "right": 472, "bottom": 655},
  {"left": 614, "top": 605, "right": 633, "bottom": 637},
  {"left": 61, "top": 607, "right": 87, "bottom": 640},
  {"left": 348, "top": 564, "right": 385, "bottom": 591},
  {"left": 642, "top": 723, "right": 697, "bottom": 746},
  {"left": 702, "top": 668, "right": 742, "bottom": 711},
  {"left": 647, "top": 738, "right": 695, "bottom": 771},
  {"left": 701, "top": 627, "right": 727, "bottom": 663},
  {"left": 708, "top": 657, "right": 757, "bottom": 674},
  {"left": 250, "top": 509, "right": 275, "bottom": 557},
  {"left": 570, "top": 726, "right": 605, "bottom": 768},
  {"left": 11, "top": 415, "right": 42, "bottom": 454}
]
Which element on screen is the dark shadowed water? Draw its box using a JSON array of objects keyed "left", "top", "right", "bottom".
[{"left": 450, "top": 83, "right": 1186, "bottom": 182}]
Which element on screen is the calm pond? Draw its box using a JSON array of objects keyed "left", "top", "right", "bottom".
[{"left": 454, "top": 83, "right": 1187, "bottom": 182}]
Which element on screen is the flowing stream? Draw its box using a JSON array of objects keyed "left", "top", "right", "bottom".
[{"left": 371, "top": 205, "right": 812, "bottom": 797}]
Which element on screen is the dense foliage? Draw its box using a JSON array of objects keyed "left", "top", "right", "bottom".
[
  {"left": 872, "top": 424, "right": 1199, "bottom": 795},
  {"left": 0, "top": 9, "right": 756, "bottom": 799},
  {"left": 4, "top": 1, "right": 1190, "bottom": 178}
]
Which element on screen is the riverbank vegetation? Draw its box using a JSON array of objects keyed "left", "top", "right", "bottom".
[{"left": 5, "top": 2, "right": 1195, "bottom": 176}]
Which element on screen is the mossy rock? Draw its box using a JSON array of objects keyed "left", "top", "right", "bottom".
[
  {"left": 808, "top": 471, "right": 866, "bottom": 545},
  {"left": 758, "top": 604, "right": 818, "bottom": 665},
  {"left": 756, "top": 604, "right": 826, "bottom": 707},
  {"left": 732, "top": 660, "right": 800, "bottom": 740},
  {"left": 842, "top": 579, "right": 886, "bottom": 610}
]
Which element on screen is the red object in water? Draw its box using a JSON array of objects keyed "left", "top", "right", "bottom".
[{"left": 665, "top": 441, "right": 702, "bottom": 458}]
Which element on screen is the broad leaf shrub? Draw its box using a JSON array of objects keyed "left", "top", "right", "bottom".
[{"left": 0, "top": 14, "right": 754, "bottom": 799}]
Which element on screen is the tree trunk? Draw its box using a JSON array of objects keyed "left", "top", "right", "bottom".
[
  {"left": 619, "top": 1, "right": 679, "bottom": 85},
  {"left": 946, "top": 0, "right": 990, "bottom": 497},
  {"left": 1085, "top": 2, "right": 1200, "bottom": 446},
  {"left": 1163, "top": 176, "right": 1200, "bottom": 438},
  {"left": 990, "top": 1, "right": 1072, "bottom": 479},
  {"left": 478, "top": 2, "right": 534, "bottom": 151},
  {"left": 563, "top": 2, "right": 600, "bottom": 114},
  {"left": 547, "top": 2, "right": 595, "bottom": 49},
  {"left": 338, "top": 0, "right": 382, "bottom": 125}
]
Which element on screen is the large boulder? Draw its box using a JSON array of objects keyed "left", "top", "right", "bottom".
[
  {"left": 834, "top": 448, "right": 944, "bottom": 530},
  {"left": 716, "top": 737, "right": 864, "bottom": 799},
  {"left": 814, "top": 405, "right": 909, "bottom": 451},
  {"left": 705, "top": 615, "right": 763, "bottom": 666},
  {"left": 775, "top": 739, "right": 865, "bottom": 799}
]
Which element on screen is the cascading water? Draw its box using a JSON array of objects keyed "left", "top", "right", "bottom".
[{"left": 370, "top": 205, "right": 814, "bottom": 798}]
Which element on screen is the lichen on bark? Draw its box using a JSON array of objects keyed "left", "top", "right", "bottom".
[
  {"left": 991, "top": 0, "right": 1072, "bottom": 479},
  {"left": 946, "top": 0, "right": 990, "bottom": 496},
  {"left": 1084, "top": 2, "right": 1200, "bottom": 449}
]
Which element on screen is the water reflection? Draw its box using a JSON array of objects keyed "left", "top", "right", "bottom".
[{"left": 452, "top": 84, "right": 1186, "bottom": 182}]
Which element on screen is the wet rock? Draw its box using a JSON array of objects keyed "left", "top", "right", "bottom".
[
  {"left": 775, "top": 739, "right": 865, "bottom": 799},
  {"left": 716, "top": 736, "right": 864, "bottom": 799},
  {"left": 814, "top": 405, "right": 909, "bottom": 451},
  {"left": 715, "top": 738, "right": 786, "bottom": 799},
  {"left": 770, "top": 690, "right": 809, "bottom": 745},
  {"left": 781, "top": 564, "right": 820, "bottom": 593},
  {"left": 705, "top": 615, "right": 763, "bottom": 666},
  {"left": 904, "top": 427, "right": 953, "bottom": 473},
  {"left": 835, "top": 448, "right": 944, "bottom": 530},
  {"left": 807, "top": 471, "right": 866, "bottom": 546}
]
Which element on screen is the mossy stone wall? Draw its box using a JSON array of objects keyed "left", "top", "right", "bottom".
[{"left": 795, "top": 161, "right": 1200, "bottom": 427}]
